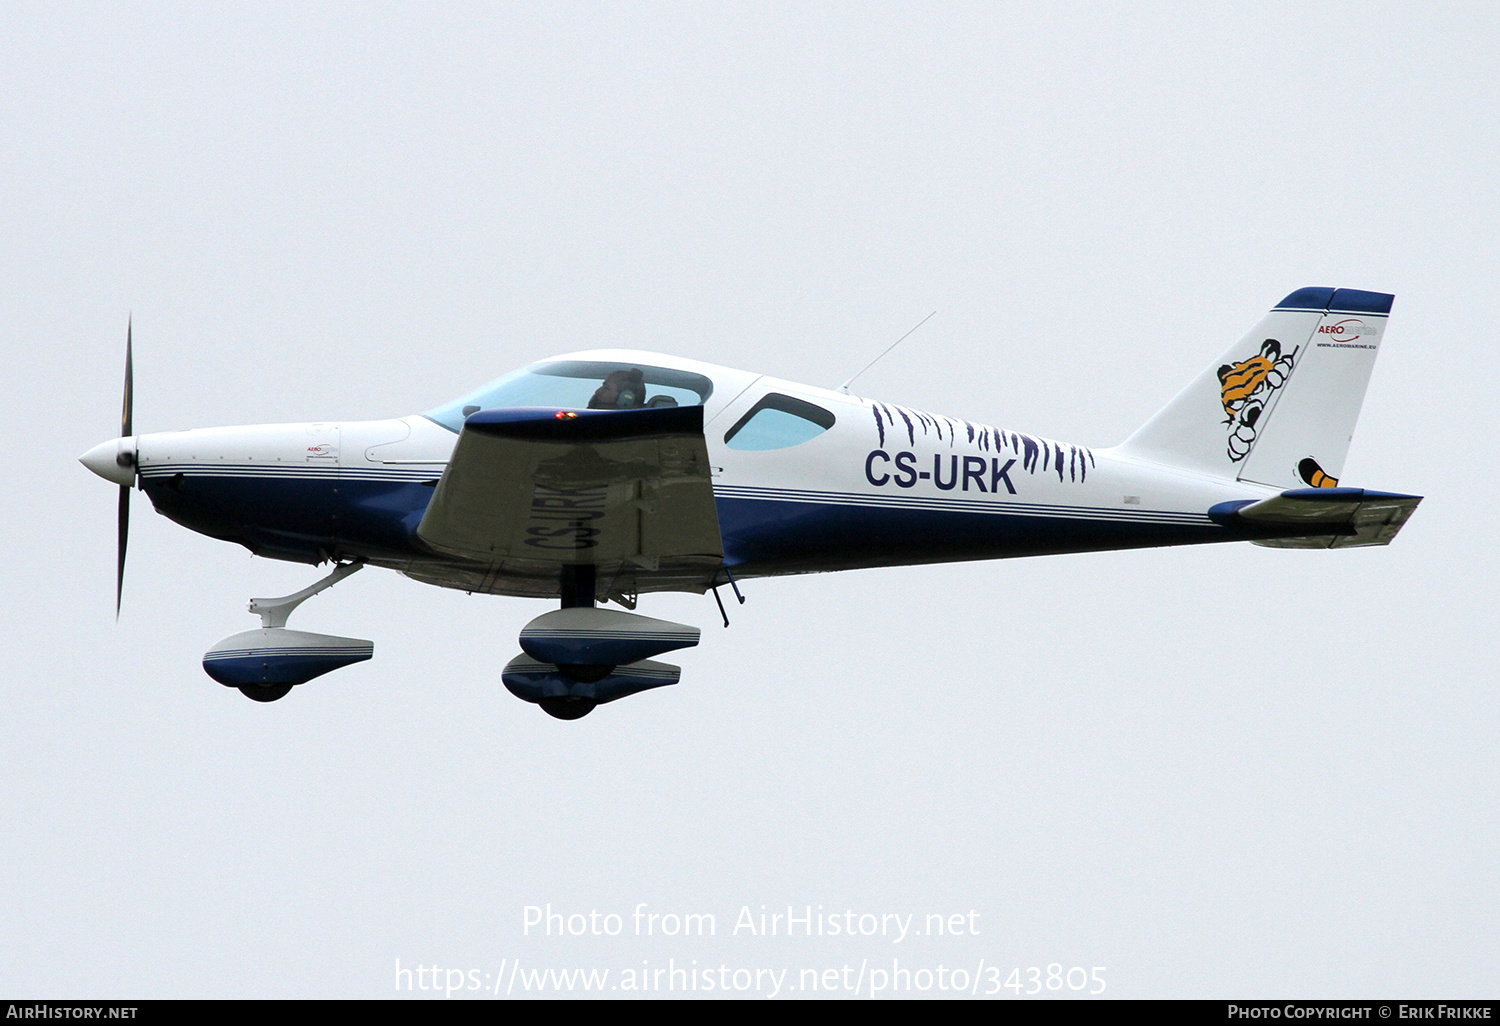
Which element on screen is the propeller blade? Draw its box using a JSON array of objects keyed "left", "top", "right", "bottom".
[
  {"left": 117, "top": 483, "right": 129, "bottom": 618},
  {"left": 122, "top": 318, "right": 133, "bottom": 438},
  {"left": 117, "top": 320, "right": 133, "bottom": 618}
]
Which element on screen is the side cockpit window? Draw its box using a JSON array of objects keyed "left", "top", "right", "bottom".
[
  {"left": 723, "top": 393, "right": 836, "bottom": 451},
  {"left": 427, "top": 361, "right": 713, "bottom": 431}
]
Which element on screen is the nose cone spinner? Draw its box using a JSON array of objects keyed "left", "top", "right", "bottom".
[{"left": 79, "top": 437, "right": 137, "bottom": 487}]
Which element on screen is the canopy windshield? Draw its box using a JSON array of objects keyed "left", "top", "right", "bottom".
[{"left": 426, "top": 360, "right": 714, "bottom": 432}]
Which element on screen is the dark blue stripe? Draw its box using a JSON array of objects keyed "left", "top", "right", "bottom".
[
  {"left": 1328, "top": 288, "right": 1394, "bottom": 315},
  {"left": 1274, "top": 287, "right": 1393, "bottom": 315},
  {"left": 716, "top": 496, "right": 1234, "bottom": 574},
  {"left": 466, "top": 404, "right": 703, "bottom": 442},
  {"left": 143, "top": 474, "right": 435, "bottom": 564},
  {"left": 203, "top": 649, "right": 372, "bottom": 687},
  {"left": 147, "top": 471, "right": 1286, "bottom": 585},
  {"left": 1276, "top": 287, "right": 1336, "bottom": 311},
  {"left": 502, "top": 663, "right": 678, "bottom": 704}
]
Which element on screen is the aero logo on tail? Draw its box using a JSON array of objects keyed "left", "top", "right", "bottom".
[{"left": 1120, "top": 287, "right": 1393, "bottom": 490}]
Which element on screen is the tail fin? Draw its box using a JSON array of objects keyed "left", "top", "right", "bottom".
[{"left": 1118, "top": 287, "right": 1393, "bottom": 489}]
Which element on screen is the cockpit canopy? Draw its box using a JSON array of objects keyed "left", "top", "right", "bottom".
[{"left": 426, "top": 360, "right": 715, "bottom": 432}]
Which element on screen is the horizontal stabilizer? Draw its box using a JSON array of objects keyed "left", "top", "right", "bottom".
[{"left": 1209, "top": 487, "right": 1422, "bottom": 548}]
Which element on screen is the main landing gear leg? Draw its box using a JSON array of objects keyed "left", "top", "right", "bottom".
[{"left": 538, "top": 564, "right": 603, "bottom": 721}]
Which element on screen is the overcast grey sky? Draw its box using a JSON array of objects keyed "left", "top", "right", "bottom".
[{"left": 4, "top": 1, "right": 1497, "bottom": 998}]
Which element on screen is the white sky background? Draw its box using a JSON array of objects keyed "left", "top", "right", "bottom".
[{"left": 4, "top": 1, "right": 1496, "bottom": 998}]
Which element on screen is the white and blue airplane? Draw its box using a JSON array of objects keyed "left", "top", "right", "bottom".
[{"left": 81, "top": 287, "right": 1420, "bottom": 718}]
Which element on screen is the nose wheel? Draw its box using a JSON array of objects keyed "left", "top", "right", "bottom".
[{"left": 205, "top": 562, "right": 373, "bottom": 703}]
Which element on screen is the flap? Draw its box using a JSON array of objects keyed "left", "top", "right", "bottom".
[{"left": 416, "top": 406, "right": 723, "bottom": 573}]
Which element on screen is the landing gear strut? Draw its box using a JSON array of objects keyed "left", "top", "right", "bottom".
[
  {"left": 501, "top": 563, "right": 699, "bottom": 720},
  {"left": 540, "top": 565, "right": 604, "bottom": 719}
]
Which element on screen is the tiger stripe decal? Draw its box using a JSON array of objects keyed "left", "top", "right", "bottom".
[
  {"left": 1217, "top": 338, "right": 1298, "bottom": 462},
  {"left": 1220, "top": 354, "right": 1277, "bottom": 417},
  {"left": 1298, "top": 457, "right": 1339, "bottom": 488}
]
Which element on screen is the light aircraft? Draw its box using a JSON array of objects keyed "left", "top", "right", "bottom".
[{"left": 81, "top": 287, "right": 1420, "bottom": 719}]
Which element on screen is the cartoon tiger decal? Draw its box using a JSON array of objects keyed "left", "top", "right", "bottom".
[
  {"left": 1218, "top": 338, "right": 1298, "bottom": 462},
  {"left": 1298, "top": 457, "right": 1338, "bottom": 488}
]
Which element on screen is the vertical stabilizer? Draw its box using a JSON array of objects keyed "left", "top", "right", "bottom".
[{"left": 1118, "top": 288, "right": 1393, "bottom": 488}]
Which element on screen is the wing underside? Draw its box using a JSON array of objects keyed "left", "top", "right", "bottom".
[{"left": 414, "top": 406, "right": 724, "bottom": 600}]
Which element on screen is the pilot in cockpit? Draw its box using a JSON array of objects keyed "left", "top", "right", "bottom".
[
  {"left": 586, "top": 367, "right": 682, "bottom": 410},
  {"left": 588, "top": 368, "right": 646, "bottom": 409}
]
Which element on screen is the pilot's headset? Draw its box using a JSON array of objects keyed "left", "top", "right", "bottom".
[{"left": 613, "top": 368, "right": 646, "bottom": 408}]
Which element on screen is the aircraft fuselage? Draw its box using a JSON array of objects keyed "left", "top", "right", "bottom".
[{"left": 125, "top": 348, "right": 1274, "bottom": 599}]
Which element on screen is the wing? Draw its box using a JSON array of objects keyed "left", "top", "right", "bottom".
[
  {"left": 415, "top": 406, "right": 724, "bottom": 595},
  {"left": 1210, "top": 487, "right": 1422, "bottom": 549}
]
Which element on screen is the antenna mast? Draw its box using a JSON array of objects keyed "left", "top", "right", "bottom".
[{"left": 837, "top": 311, "right": 937, "bottom": 394}]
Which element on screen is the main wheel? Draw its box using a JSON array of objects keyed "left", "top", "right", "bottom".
[
  {"left": 238, "top": 683, "right": 294, "bottom": 703},
  {"left": 538, "top": 696, "right": 597, "bottom": 720}
]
